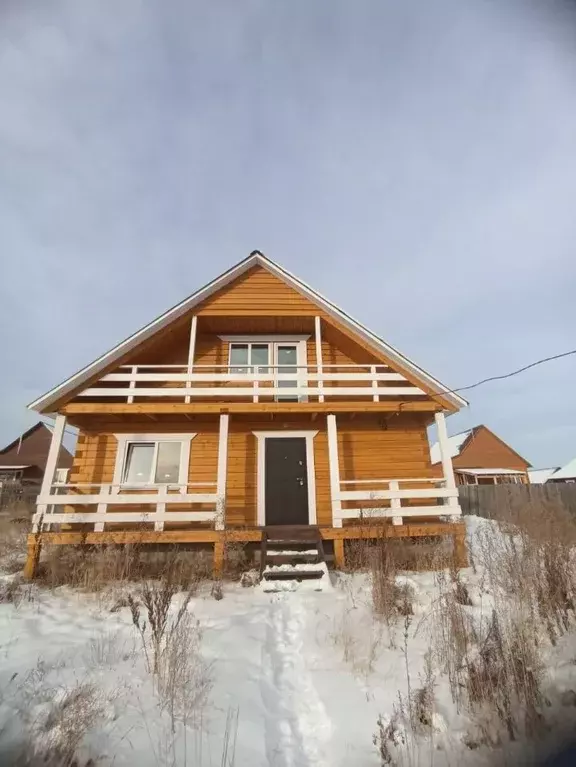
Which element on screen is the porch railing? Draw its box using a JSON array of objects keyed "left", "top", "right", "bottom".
[
  {"left": 33, "top": 481, "right": 223, "bottom": 532},
  {"left": 334, "top": 477, "right": 461, "bottom": 526},
  {"left": 78, "top": 364, "right": 424, "bottom": 403}
]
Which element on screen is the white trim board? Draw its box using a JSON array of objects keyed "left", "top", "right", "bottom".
[
  {"left": 28, "top": 251, "right": 467, "bottom": 412},
  {"left": 112, "top": 433, "right": 195, "bottom": 491},
  {"left": 253, "top": 430, "right": 319, "bottom": 526}
]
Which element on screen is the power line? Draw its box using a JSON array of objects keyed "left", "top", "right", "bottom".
[{"left": 450, "top": 348, "right": 576, "bottom": 396}]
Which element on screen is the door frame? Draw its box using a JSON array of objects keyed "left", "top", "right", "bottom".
[{"left": 253, "top": 430, "right": 318, "bottom": 526}]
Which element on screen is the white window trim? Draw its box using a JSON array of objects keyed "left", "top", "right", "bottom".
[
  {"left": 252, "top": 430, "right": 318, "bottom": 527},
  {"left": 221, "top": 335, "right": 309, "bottom": 402},
  {"left": 112, "top": 433, "right": 195, "bottom": 492}
]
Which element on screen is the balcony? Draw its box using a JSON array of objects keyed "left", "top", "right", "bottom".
[{"left": 77, "top": 363, "right": 425, "bottom": 404}]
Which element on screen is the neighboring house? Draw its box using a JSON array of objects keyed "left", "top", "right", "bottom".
[
  {"left": 430, "top": 424, "right": 531, "bottom": 485},
  {"left": 0, "top": 422, "right": 73, "bottom": 483},
  {"left": 25, "top": 251, "right": 468, "bottom": 577},
  {"left": 528, "top": 467, "right": 560, "bottom": 485},
  {"left": 544, "top": 459, "right": 576, "bottom": 484}
]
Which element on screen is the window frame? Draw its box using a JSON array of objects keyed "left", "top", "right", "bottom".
[
  {"left": 112, "top": 433, "right": 196, "bottom": 492},
  {"left": 220, "top": 335, "right": 309, "bottom": 402}
]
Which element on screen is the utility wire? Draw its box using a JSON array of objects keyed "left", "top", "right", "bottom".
[{"left": 446, "top": 348, "right": 576, "bottom": 396}]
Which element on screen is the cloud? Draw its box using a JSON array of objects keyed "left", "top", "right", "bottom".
[{"left": 1, "top": 0, "right": 575, "bottom": 464}]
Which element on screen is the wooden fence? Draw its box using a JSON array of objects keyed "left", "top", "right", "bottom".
[{"left": 458, "top": 484, "right": 576, "bottom": 520}]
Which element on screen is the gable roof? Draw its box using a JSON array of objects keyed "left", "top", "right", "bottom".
[
  {"left": 430, "top": 429, "right": 471, "bottom": 464},
  {"left": 430, "top": 424, "right": 530, "bottom": 468},
  {"left": 0, "top": 422, "right": 50, "bottom": 454},
  {"left": 28, "top": 251, "right": 468, "bottom": 413},
  {"left": 548, "top": 458, "right": 576, "bottom": 481}
]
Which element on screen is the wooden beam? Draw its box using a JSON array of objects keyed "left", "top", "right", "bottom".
[
  {"left": 314, "top": 316, "right": 324, "bottom": 403},
  {"left": 435, "top": 411, "right": 459, "bottom": 507},
  {"left": 185, "top": 315, "right": 197, "bottom": 404},
  {"left": 23, "top": 541, "right": 41, "bottom": 579},
  {"left": 319, "top": 521, "right": 466, "bottom": 540},
  {"left": 333, "top": 538, "right": 345, "bottom": 569},
  {"left": 216, "top": 413, "right": 229, "bottom": 530},
  {"left": 326, "top": 414, "right": 342, "bottom": 528},
  {"left": 62, "top": 400, "right": 441, "bottom": 416}
]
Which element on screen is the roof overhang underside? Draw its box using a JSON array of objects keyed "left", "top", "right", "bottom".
[{"left": 28, "top": 252, "right": 468, "bottom": 413}]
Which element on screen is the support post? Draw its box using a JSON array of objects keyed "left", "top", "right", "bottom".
[
  {"left": 127, "top": 365, "right": 138, "bottom": 404},
  {"left": 371, "top": 365, "right": 380, "bottom": 402},
  {"left": 154, "top": 485, "right": 168, "bottom": 531},
  {"left": 94, "top": 484, "right": 111, "bottom": 532},
  {"left": 389, "top": 480, "right": 403, "bottom": 525},
  {"left": 326, "top": 414, "right": 342, "bottom": 527},
  {"left": 314, "top": 316, "right": 324, "bottom": 403},
  {"left": 215, "top": 413, "right": 229, "bottom": 530},
  {"left": 434, "top": 411, "right": 459, "bottom": 508},
  {"left": 185, "top": 315, "right": 197, "bottom": 404},
  {"left": 453, "top": 530, "right": 468, "bottom": 568},
  {"left": 213, "top": 537, "right": 224, "bottom": 578},
  {"left": 23, "top": 540, "right": 41, "bottom": 580},
  {"left": 333, "top": 539, "right": 345, "bottom": 570},
  {"left": 37, "top": 414, "right": 67, "bottom": 519}
]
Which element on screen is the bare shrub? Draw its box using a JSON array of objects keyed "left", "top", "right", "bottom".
[
  {"left": 477, "top": 499, "right": 576, "bottom": 644},
  {"left": 0, "top": 577, "right": 28, "bottom": 606},
  {"left": 2, "top": 671, "right": 104, "bottom": 767},
  {"left": 211, "top": 579, "right": 224, "bottom": 600},
  {"left": 39, "top": 543, "right": 209, "bottom": 592},
  {"left": 409, "top": 651, "right": 436, "bottom": 734},
  {"left": 0, "top": 507, "right": 30, "bottom": 573},
  {"left": 156, "top": 612, "right": 213, "bottom": 732},
  {"left": 466, "top": 610, "right": 545, "bottom": 742},
  {"left": 373, "top": 710, "right": 405, "bottom": 765},
  {"left": 85, "top": 630, "right": 134, "bottom": 668},
  {"left": 222, "top": 540, "right": 250, "bottom": 580}
]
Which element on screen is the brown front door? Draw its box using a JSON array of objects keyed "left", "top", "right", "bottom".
[{"left": 264, "top": 438, "right": 309, "bottom": 526}]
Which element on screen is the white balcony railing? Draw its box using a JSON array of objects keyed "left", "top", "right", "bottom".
[
  {"left": 77, "top": 364, "right": 425, "bottom": 403},
  {"left": 33, "top": 481, "right": 222, "bottom": 533},
  {"left": 333, "top": 477, "right": 461, "bottom": 526}
]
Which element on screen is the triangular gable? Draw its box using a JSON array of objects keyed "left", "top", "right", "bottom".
[
  {"left": 431, "top": 425, "right": 530, "bottom": 469},
  {"left": 28, "top": 251, "right": 467, "bottom": 413},
  {"left": 0, "top": 422, "right": 48, "bottom": 454}
]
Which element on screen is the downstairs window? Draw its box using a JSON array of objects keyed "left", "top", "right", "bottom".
[{"left": 122, "top": 440, "right": 184, "bottom": 484}]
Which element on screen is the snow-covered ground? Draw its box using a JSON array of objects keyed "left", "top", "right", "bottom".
[{"left": 1, "top": 517, "right": 576, "bottom": 766}]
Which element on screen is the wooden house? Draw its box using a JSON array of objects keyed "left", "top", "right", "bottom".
[
  {"left": 544, "top": 459, "right": 576, "bottom": 484},
  {"left": 25, "top": 252, "right": 468, "bottom": 577},
  {"left": 0, "top": 422, "right": 72, "bottom": 483},
  {"left": 430, "top": 424, "right": 530, "bottom": 486}
]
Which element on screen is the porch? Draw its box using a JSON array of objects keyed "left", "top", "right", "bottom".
[{"left": 25, "top": 410, "right": 464, "bottom": 577}]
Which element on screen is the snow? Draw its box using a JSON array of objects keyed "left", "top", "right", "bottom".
[
  {"left": 429, "top": 429, "right": 471, "bottom": 464},
  {"left": 548, "top": 457, "right": 576, "bottom": 481},
  {"left": 1, "top": 518, "right": 576, "bottom": 766},
  {"left": 528, "top": 467, "right": 560, "bottom": 484},
  {"left": 457, "top": 467, "right": 524, "bottom": 475}
]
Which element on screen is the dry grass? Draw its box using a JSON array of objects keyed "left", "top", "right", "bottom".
[
  {"left": 38, "top": 543, "right": 211, "bottom": 592},
  {"left": 0, "top": 507, "right": 30, "bottom": 574},
  {"left": 1, "top": 662, "right": 104, "bottom": 767},
  {"left": 127, "top": 552, "right": 214, "bottom": 734}
]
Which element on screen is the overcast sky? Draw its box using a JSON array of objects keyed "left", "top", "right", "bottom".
[{"left": 1, "top": 0, "right": 576, "bottom": 467}]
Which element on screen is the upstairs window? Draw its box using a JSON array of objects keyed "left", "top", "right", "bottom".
[{"left": 229, "top": 343, "right": 270, "bottom": 374}]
